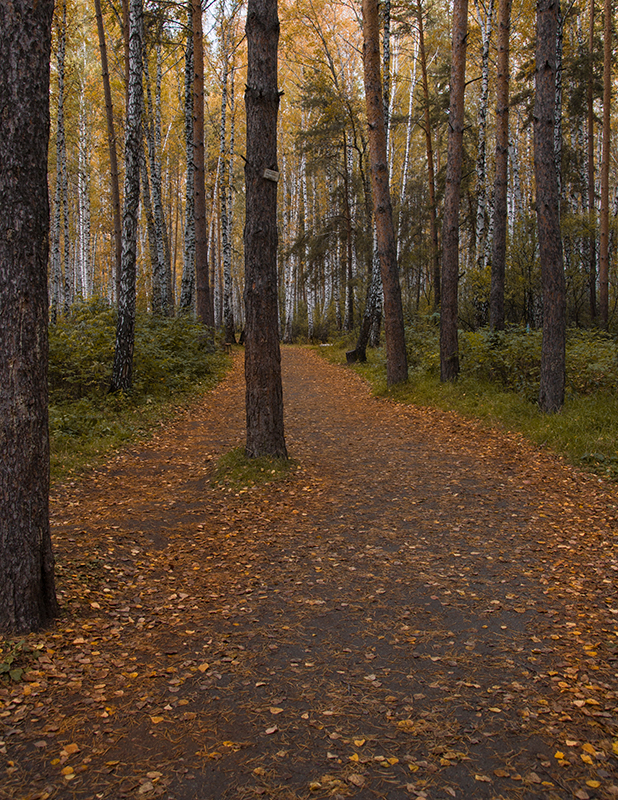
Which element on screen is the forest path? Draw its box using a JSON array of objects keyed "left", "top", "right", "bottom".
[{"left": 3, "top": 346, "right": 618, "bottom": 800}]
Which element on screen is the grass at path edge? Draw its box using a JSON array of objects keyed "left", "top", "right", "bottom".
[{"left": 314, "top": 340, "right": 618, "bottom": 482}]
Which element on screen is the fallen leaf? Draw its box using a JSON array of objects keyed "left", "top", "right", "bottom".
[
  {"left": 264, "top": 726, "right": 278, "bottom": 735},
  {"left": 475, "top": 774, "right": 491, "bottom": 782},
  {"left": 269, "top": 707, "right": 284, "bottom": 715},
  {"left": 586, "top": 781, "right": 601, "bottom": 789},
  {"left": 197, "top": 663, "right": 210, "bottom": 673},
  {"left": 150, "top": 716, "right": 164, "bottom": 724},
  {"left": 348, "top": 774, "right": 365, "bottom": 787},
  {"left": 353, "top": 738, "right": 366, "bottom": 747}
]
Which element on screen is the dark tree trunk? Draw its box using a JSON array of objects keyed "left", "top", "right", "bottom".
[
  {"left": 193, "top": 0, "right": 213, "bottom": 327},
  {"left": 0, "top": 0, "right": 59, "bottom": 632},
  {"left": 440, "top": 0, "right": 468, "bottom": 382},
  {"left": 362, "top": 0, "right": 407, "bottom": 386},
  {"left": 94, "top": 0, "right": 122, "bottom": 303},
  {"left": 587, "top": 0, "right": 597, "bottom": 321},
  {"left": 535, "top": 0, "right": 566, "bottom": 412},
  {"left": 417, "top": 0, "right": 440, "bottom": 309},
  {"left": 490, "top": 0, "right": 511, "bottom": 330},
  {"left": 244, "top": 0, "right": 287, "bottom": 459},
  {"left": 599, "top": 0, "right": 611, "bottom": 326},
  {"left": 110, "top": 0, "right": 143, "bottom": 393},
  {"left": 180, "top": 4, "right": 195, "bottom": 313}
]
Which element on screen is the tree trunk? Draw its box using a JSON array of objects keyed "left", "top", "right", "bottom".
[
  {"left": 535, "top": 0, "right": 566, "bottom": 412},
  {"left": 193, "top": 0, "right": 213, "bottom": 326},
  {"left": 440, "top": 0, "right": 468, "bottom": 381},
  {"left": 361, "top": 0, "right": 407, "bottom": 385},
  {"left": 244, "top": 0, "right": 287, "bottom": 458},
  {"left": 587, "top": 0, "right": 597, "bottom": 320},
  {"left": 417, "top": 0, "right": 440, "bottom": 309},
  {"left": 180, "top": 5, "right": 195, "bottom": 313},
  {"left": 474, "top": 0, "right": 495, "bottom": 271},
  {"left": 490, "top": 0, "right": 511, "bottom": 330},
  {"left": 94, "top": 0, "right": 122, "bottom": 303},
  {"left": 77, "top": 63, "right": 92, "bottom": 298},
  {"left": 599, "top": 0, "right": 611, "bottom": 326},
  {"left": 110, "top": 0, "right": 143, "bottom": 393},
  {"left": 0, "top": 0, "right": 58, "bottom": 633}
]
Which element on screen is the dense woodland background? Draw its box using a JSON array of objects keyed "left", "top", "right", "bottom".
[{"left": 49, "top": 0, "right": 618, "bottom": 340}]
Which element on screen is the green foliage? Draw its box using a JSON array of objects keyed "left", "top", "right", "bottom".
[
  {"left": 213, "top": 446, "right": 295, "bottom": 490},
  {"left": 49, "top": 300, "right": 230, "bottom": 480},
  {"left": 0, "top": 640, "right": 43, "bottom": 683}
]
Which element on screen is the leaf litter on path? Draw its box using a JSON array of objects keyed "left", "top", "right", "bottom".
[{"left": 1, "top": 347, "right": 618, "bottom": 799}]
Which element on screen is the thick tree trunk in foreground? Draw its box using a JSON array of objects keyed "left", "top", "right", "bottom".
[
  {"left": 193, "top": 0, "right": 213, "bottom": 327},
  {"left": 110, "top": 0, "right": 143, "bottom": 393},
  {"left": 0, "top": 0, "right": 58, "bottom": 632},
  {"left": 490, "top": 0, "right": 511, "bottom": 330},
  {"left": 244, "top": 0, "right": 287, "bottom": 458},
  {"left": 535, "top": 0, "right": 566, "bottom": 412},
  {"left": 361, "top": 0, "right": 407, "bottom": 386},
  {"left": 440, "top": 0, "right": 468, "bottom": 381}
]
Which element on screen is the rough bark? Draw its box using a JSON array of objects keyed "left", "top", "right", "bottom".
[
  {"left": 110, "top": 0, "right": 143, "bottom": 393},
  {"left": 490, "top": 0, "right": 511, "bottom": 330},
  {"left": 474, "top": 0, "right": 495, "bottom": 271},
  {"left": 599, "top": 0, "right": 611, "bottom": 326},
  {"left": 440, "top": 0, "right": 468, "bottom": 382},
  {"left": 180, "top": 6, "right": 195, "bottom": 313},
  {"left": 417, "top": 0, "right": 440, "bottom": 308},
  {"left": 94, "top": 0, "right": 122, "bottom": 303},
  {"left": 534, "top": 0, "right": 566, "bottom": 412},
  {"left": 361, "top": 0, "right": 407, "bottom": 386},
  {"left": 193, "top": 0, "right": 213, "bottom": 327},
  {"left": 587, "top": 0, "right": 597, "bottom": 320},
  {"left": 0, "top": 0, "right": 59, "bottom": 632},
  {"left": 244, "top": 0, "right": 287, "bottom": 458}
]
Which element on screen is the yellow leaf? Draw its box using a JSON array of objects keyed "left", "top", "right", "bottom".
[
  {"left": 408, "top": 764, "right": 419, "bottom": 773},
  {"left": 580, "top": 754, "right": 593, "bottom": 765},
  {"left": 612, "top": 740, "right": 618, "bottom": 756},
  {"left": 586, "top": 781, "right": 601, "bottom": 789},
  {"left": 387, "top": 757, "right": 399, "bottom": 765},
  {"left": 488, "top": 707, "right": 502, "bottom": 713},
  {"left": 554, "top": 751, "right": 565, "bottom": 760},
  {"left": 198, "top": 663, "right": 210, "bottom": 673},
  {"left": 353, "top": 739, "right": 365, "bottom": 747},
  {"left": 475, "top": 774, "right": 491, "bottom": 782},
  {"left": 128, "top": 672, "right": 138, "bottom": 679},
  {"left": 269, "top": 707, "right": 284, "bottom": 715},
  {"left": 582, "top": 743, "right": 596, "bottom": 755},
  {"left": 349, "top": 753, "right": 359, "bottom": 762},
  {"left": 61, "top": 766, "right": 74, "bottom": 776},
  {"left": 150, "top": 716, "right": 164, "bottom": 724},
  {"left": 494, "top": 769, "right": 509, "bottom": 777},
  {"left": 63, "top": 743, "right": 79, "bottom": 755}
]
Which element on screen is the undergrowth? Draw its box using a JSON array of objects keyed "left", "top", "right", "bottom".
[
  {"left": 213, "top": 446, "right": 295, "bottom": 490},
  {"left": 318, "top": 323, "right": 618, "bottom": 481},
  {"left": 49, "top": 299, "right": 230, "bottom": 481}
]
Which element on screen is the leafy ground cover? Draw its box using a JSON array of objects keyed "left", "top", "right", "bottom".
[
  {"left": 1, "top": 347, "right": 617, "bottom": 800},
  {"left": 318, "top": 323, "right": 618, "bottom": 481},
  {"left": 48, "top": 301, "right": 230, "bottom": 480}
]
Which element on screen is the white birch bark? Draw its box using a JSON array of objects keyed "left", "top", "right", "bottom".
[
  {"left": 180, "top": 7, "right": 195, "bottom": 312},
  {"left": 77, "top": 46, "right": 92, "bottom": 299}
]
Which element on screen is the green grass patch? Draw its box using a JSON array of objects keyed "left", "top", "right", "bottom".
[
  {"left": 213, "top": 446, "right": 295, "bottom": 490},
  {"left": 49, "top": 299, "right": 231, "bottom": 481},
  {"left": 314, "top": 326, "right": 618, "bottom": 481}
]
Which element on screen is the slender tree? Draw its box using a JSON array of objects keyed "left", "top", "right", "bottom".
[
  {"left": 193, "top": 0, "right": 214, "bottom": 326},
  {"left": 490, "top": 0, "right": 511, "bottom": 329},
  {"left": 599, "top": 0, "right": 611, "bottom": 326},
  {"left": 180, "top": 4, "right": 195, "bottom": 312},
  {"left": 587, "top": 0, "right": 597, "bottom": 321},
  {"left": 244, "top": 0, "right": 287, "bottom": 458},
  {"left": 440, "top": 0, "right": 468, "bottom": 381},
  {"left": 0, "top": 0, "right": 58, "bottom": 632},
  {"left": 94, "top": 0, "right": 122, "bottom": 302},
  {"left": 110, "top": 0, "right": 144, "bottom": 392},
  {"left": 362, "top": 0, "right": 407, "bottom": 385},
  {"left": 535, "top": 0, "right": 566, "bottom": 412}
]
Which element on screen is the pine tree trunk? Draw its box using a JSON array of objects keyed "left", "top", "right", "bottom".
[
  {"left": 587, "top": 0, "right": 597, "bottom": 320},
  {"left": 440, "top": 0, "right": 468, "bottom": 381},
  {"left": 490, "top": 0, "right": 511, "bottom": 330},
  {"left": 193, "top": 0, "right": 213, "bottom": 327},
  {"left": 535, "top": 0, "right": 566, "bottom": 412},
  {"left": 180, "top": 7, "right": 195, "bottom": 313},
  {"left": 244, "top": 0, "right": 287, "bottom": 458},
  {"left": 599, "top": 0, "right": 611, "bottom": 325},
  {"left": 0, "top": 0, "right": 59, "bottom": 632},
  {"left": 417, "top": 0, "right": 440, "bottom": 308},
  {"left": 362, "top": 0, "right": 407, "bottom": 385},
  {"left": 94, "top": 0, "right": 122, "bottom": 303},
  {"left": 110, "top": 0, "right": 143, "bottom": 393}
]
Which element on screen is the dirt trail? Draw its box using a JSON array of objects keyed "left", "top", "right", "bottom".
[{"left": 2, "top": 346, "right": 618, "bottom": 800}]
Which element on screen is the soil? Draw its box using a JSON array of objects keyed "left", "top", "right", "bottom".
[{"left": 2, "top": 346, "right": 618, "bottom": 800}]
